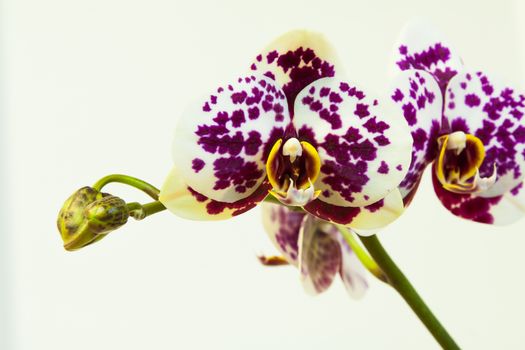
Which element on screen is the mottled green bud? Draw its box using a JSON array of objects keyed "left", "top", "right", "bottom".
[{"left": 57, "top": 187, "right": 129, "bottom": 251}]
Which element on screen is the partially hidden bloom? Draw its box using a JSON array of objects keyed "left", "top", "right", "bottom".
[
  {"left": 159, "top": 30, "right": 412, "bottom": 231},
  {"left": 260, "top": 203, "right": 367, "bottom": 297},
  {"left": 391, "top": 20, "right": 525, "bottom": 224}
]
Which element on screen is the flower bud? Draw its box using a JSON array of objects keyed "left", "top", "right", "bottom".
[{"left": 57, "top": 187, "right": 129, "bottom": 251}]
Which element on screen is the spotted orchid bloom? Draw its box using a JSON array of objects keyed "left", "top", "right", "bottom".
[
  {"left": 159, "top": 30, "right": 412, "bottom": 231},
  {"left": 391, "top": 21, "right": 525, "bottom": 225},
  {"left": 260, "top": 203, "right": 367, "bottom": 297}
]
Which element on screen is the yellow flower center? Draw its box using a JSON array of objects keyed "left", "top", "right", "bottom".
[
  {"left": 266, "top": 137, "right": 321, "bottom": 206},
  {"left": 435, "top": 131, "right": 496, "bottom": 194}
]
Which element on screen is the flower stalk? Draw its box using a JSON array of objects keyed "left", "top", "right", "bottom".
[
  {"left": 60, "top": 175, "right": 460, "bottom": 349},
  {"left": 93, "top": 174, "right": 161, "bottom": 200},
  {"left": 359, "top": 235, "right": 460, "bottom": 350}
]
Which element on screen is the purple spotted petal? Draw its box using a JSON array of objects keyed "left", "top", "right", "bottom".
[
  {"left": 391, "top": 70, "right": 442, "bottom": 199},
  {"left": 304, "top": 189, "right": 405, "bottom": 230},
  {"left": 299, "top": 215, "right": 341, "bottom": 295},
  {"left": 314, "top": 223, "right": 368, "bottom": 298},
  {"left": 394, "top": 20, "right": 463, "bottom": 94},
  {"left": 332, "top": 228, "right": 368, "bottom": 299},
  {"left": 432, "top": 170, "right": 525, "bottom": 225},
  {"left": 444, "top": 71, "right": 525, "bottom": 197},
  {"left": 261, "top": 203, "right": 307, "bottom": 265},
  {"left": 294, "top": 78, "right": 412, "bottom": 207},
  {"left": 250, "top": 30, "right": 340, "bottom": 116},
  {"left": 160, "top": 167, "right": 270, "bottom": 220},
  {"left": 172, "top": 74, "right": 290, "bottom": 203}
]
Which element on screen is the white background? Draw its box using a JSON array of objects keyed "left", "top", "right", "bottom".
[{"left": 2, "top": 0, "right": 525, "bottom": 349}]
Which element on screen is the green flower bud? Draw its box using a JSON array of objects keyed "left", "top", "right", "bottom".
[{"left": 57, "top": 187, "right": 129, "bottom": 251}]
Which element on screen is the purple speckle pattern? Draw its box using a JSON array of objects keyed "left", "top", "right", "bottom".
[
  {"left": 212, "top": 157, "right": 262, "bottom": 193},
  {"left": 174, "top": 75, "right": 289, "bottom": 203},
  {"left": 261, "top": 206, "right": 368, "bottom": 297},
  {"left": 396, "top": 39, "right": 461, "bottom": 95},
  {"left": 191, "top": 158, "right": 205, "bottom": 173},
  {"left": 304, "top": 194, "right": 389, "bottom": 226},
  {"left": 432, "top": 169, "right": 525, "bottom": 226},
  {"left": 444, "top": 71, "right": 525, "bottom": 191},
  {"left": 251, "top": 42, "right": 336, "bottom": 117},
  {"left": 432, "top": 168, "right": 502, "bottom": 224},
  {"left": 378, "top": 161, "right": 389, "bottom": 174},
  {"left": 296, "top": 78, "right": 409, "bottom": 207},
  {"left": 300, "top": 215, "right": 341, "bottom": 294},
  {"left": 393, "top": 22, "right": 463, "bottom": 141},
  {"left": 187, "top": 182, "right": 271, "bottom": 217},
  {"left": 302, "top": 82, "right": 377, "bottom": 202},
  {"left": 391, "top": 70, "right": 442, "bottom": 198},
  {"left": 263, "top": 204, "right": 306, "bottom": 264},
  {"left": 304, "top": 199, "right": 361, "bottom": 225},
  {"left": 464, "top": 93, "right": 481, "bottom": 107}
]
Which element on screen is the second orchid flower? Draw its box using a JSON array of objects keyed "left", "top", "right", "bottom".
[{"left": 390, "top": 21, "right": 525, "bottom": 225}]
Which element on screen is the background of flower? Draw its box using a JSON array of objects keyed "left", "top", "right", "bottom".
[{"left": 1, "top": 0, "right": 525, "bottom": 348}]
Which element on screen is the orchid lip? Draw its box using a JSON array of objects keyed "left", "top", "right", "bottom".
[
  {"left": 266, "top": 137, "right": 321, "bottom": 206},
  {"left": 435, "top": 131, "right": 497, "bottom": 194},
  {"left": 269, "top": 178, "right": 321, "bottom": 206}
]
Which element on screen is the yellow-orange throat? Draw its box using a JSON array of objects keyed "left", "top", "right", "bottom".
[
  {"left": 435, "top": 131, "right": 496, "bottom": 194},
  {"left": 266, "top": 137, "right": 321, "bottom": 206}
]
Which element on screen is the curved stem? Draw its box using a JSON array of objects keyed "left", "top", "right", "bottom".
[
  {"left": 335, "top": 225, "right": 387, "bottom": 283},
  {"left": 359, "top": 235, "right": 460, "bottom": 350},
  {"left": 93, "top": 174, "right": 160, "bottom": 200}
]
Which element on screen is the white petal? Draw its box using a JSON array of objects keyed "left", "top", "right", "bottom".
[
  {"left": 298, "top": 215, "right": 341, "bottom": 295},
  {"left": 493, "top": 184, "right": 525, "bottom": 225},
  {"left": 172, "top": 74, "right": 290, "bottom": 203},
  {"left": 294, "top": 77, "right": 412, "bottom": 207},
  {"left": 333, "top": 230, "right": 368, "bottom": 299}
]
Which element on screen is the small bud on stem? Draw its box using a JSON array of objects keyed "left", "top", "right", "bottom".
[
  {"left": 57, "top": 175, "right": 166, "bottom": 251},
  {"left": 57, "top": 187, "right": 128, "bottom": 251}
]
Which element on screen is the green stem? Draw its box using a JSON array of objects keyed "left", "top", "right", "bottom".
[
  {"left": 335, "top": 225, "right": 387, "bottom": 283},
  {"left": 126, "top": 201, "right": 166, "bottom": 220},
  {"left": 93, "top": 174, "right": 160, "bottom": 200},
  {"left": 141, "top": 201, "right": 166, "bottom": 216},
  {"left": 359, "top": 235, "right": 460, "bottom": 350}
]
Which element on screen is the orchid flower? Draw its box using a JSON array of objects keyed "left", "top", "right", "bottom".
[
  {"left": 159, "top": 30, "right": 412, "bottom": 231},
  {"left": 391, "top": 21, "right": 525, "bottom": 224},
  {"left": 55, "top": 28, "right": 468, "bottom": 349},
  {"left": 260, "top": 203, "right": 369, "bottom": 297}
]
